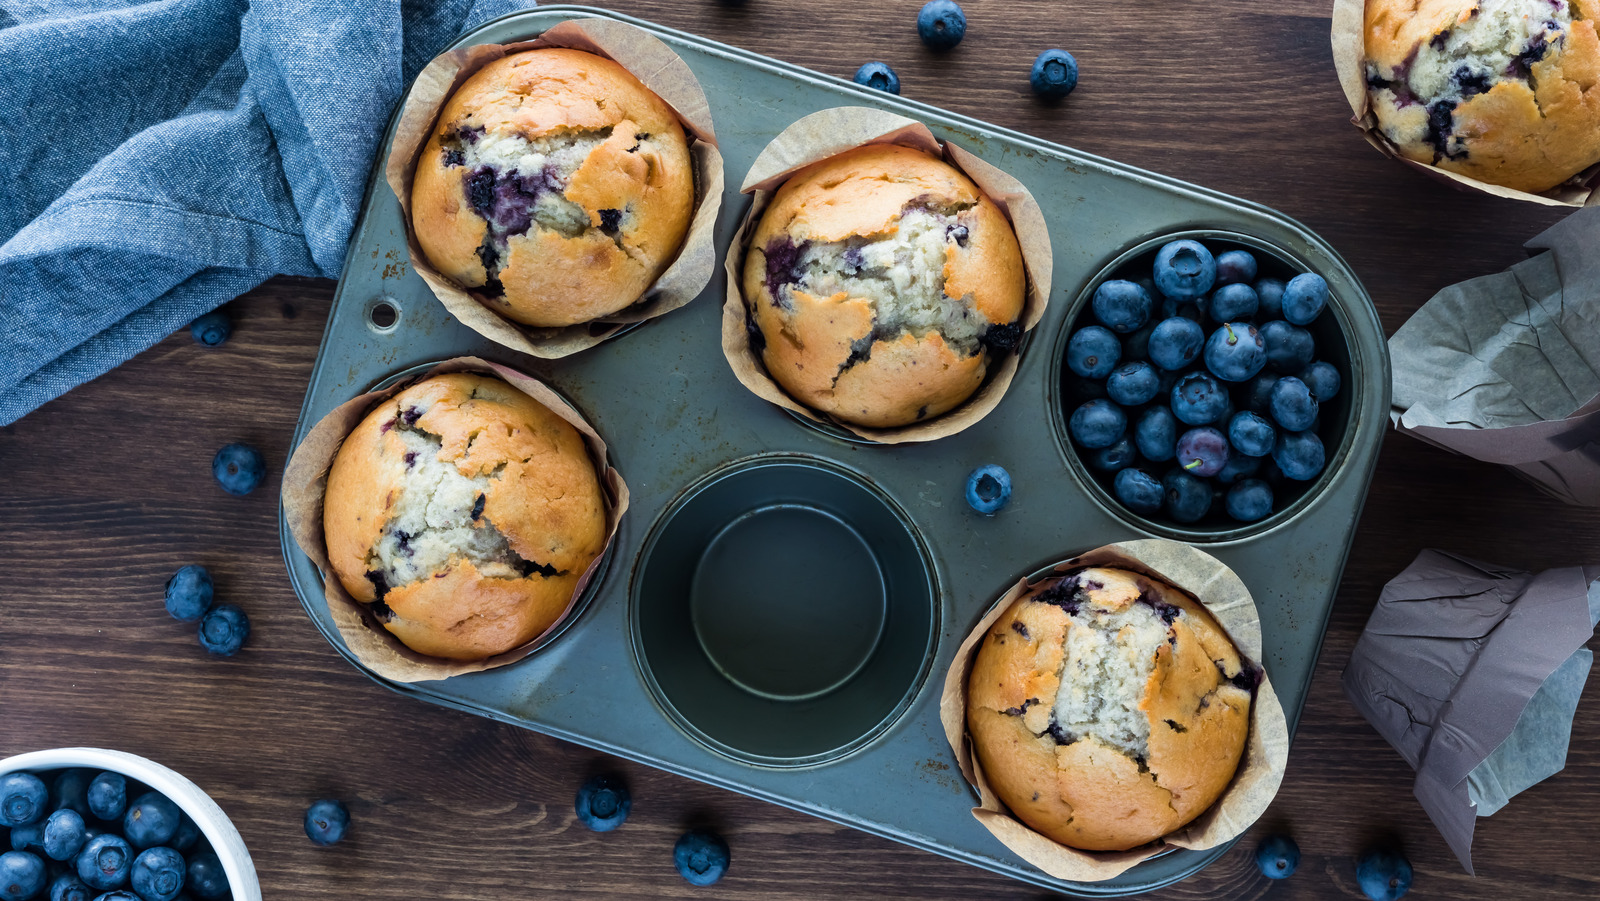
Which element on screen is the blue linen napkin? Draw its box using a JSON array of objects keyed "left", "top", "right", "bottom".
[{"left": 0, "top": 0, "right": 530, "bottom": 426}]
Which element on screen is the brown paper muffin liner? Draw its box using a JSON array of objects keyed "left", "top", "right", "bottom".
[
  {"left": 385, "top": 18, "right": 726, "bottom": 358},
  {"left": 281, "top": 357, "right": 630, "bottom": 683},
  {"left": 1330, "top": 0, "right": 1600, "bottom": 207},
  {"left": 721, "top": 106, "right": 1053, "bottom": 444},
  {"left": 938, "top": 539, "right": 1290, "bottom": 883}
]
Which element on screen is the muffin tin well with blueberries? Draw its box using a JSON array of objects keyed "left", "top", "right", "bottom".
[{"left": 1062, "top": 235, "right": 1349, "bottom": 533}]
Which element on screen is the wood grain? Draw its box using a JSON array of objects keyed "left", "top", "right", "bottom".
[{"left": 3, "top": 0, "right": 1598, "bottom": 898}]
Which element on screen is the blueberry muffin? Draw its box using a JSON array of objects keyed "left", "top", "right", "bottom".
[
  {"left": 1365, "top": 0, "right": 1600, "bottom": 193},
  {"left": 323, "top": 373, "right": 607, "bottom": 660},
  {"left": 965, "top": 567, "right": 1254, "bottom": 852},
  {"left": 412, "top": 48, "right": 695, "bottom": 327},
  {"left": 741, "top": 144, "right": 1027, "bottom": 429}
]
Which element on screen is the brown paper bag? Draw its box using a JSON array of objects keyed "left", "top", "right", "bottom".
[
  {"left": 720, "top": 106, "right": 1053, "bottom": 443},
  {"left": 385, "top": 18, "right": 726, "bottom": 358},
  {"left": 938, "top": 539, "right": 1290, "bottom": 882},
  {"left": 1330, "top": 0, "right": 1600, "bottom": 207},
  {"left": 281, "top": 357, "right": 630, "bottom": 683}
]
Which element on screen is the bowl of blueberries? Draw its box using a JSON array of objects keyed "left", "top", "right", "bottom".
[
  {"left": 1054, "top": 231, "right": 1356, "bottom": 539},
  {"left": 0, "top": 748, "right": 260, "bottom": 901}
]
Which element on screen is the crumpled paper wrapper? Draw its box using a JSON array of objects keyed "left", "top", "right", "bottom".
[
  {"left": 385, "top": 18, "right": 726, "bottom": 358},
  {"left": 1330, "top": 0, "right": 1600, "bottom": 207},
  {"left": 1390, "top": 208, "right": 1600, "bottom": 505},
  {"left": 281, "top": 357, "right": 630, "bottom": 683},
  {"left": 720, "top": 106, "right": 1053, "bottom": 444},
  {"left": 938, "top": 539, "right": 1290, "bottom": 882},
  {"left": 1342, "top": 549, "right": 1600, "bottom": 873}
]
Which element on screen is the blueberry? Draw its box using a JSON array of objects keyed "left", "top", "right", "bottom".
[
  {"left": 1091, "top": 280, "right": 1153, "bottom": 333},
  {"left": 1260, "top": 320, "right": 1314, "bottom": 374},
  {"left": 1162, "top": 470, "right": 1212, "bottom": 523},
  {"left": 568, "top": 775, "right": 631, "bottom": 833},
  {"left": 197, "top": 604, "right": 250, "bottom": 656},
  {"left": 42, "top": 810, "right": 86, "bottom": 862},
  {"left": 1300, "top": 361, "right": 1341, "bottom": 402},
  {"left": 186, "top": 311, "right": 231, "bottom": 348},
  {"left": 123, "top": 794, "right": 179, "bottom": 851},
  {"left": 90, "top": 892, "right": 140, "bottom": 901},
  {"left": 1255, "top": 277, "right": 1286, "bottom": 319},
  {"left": 51, "top": 771, "right": 92, "bottom": 819},
  {"left": 964, "top": 464, "right": 1013, "bottom": 516},
  {"left": 1356, "top": 847, "right": 1412, "bottom": 900},
  {"left": 916, "top": 0, "right": 966, "bottom": 50},
  {"left": 1282, "top": 273, "right": 1329, "bottom": 325},
  {"left": 1147, "top": 317, "right": 1205, "bottom": 371},
  {"left": 1215, "top": 250, "right": 1258, "bottom": 285},
  {"left": 1242, "top": 371, "right": 1280, "bottom": 413},
  {"left": 1066, "top": 326, "right": 1120, "bottom": 379},
  {"left": 1207, "top": 283, "right": 1258, "bottom": 323},
  {"left": 1255, "top": 834, "right": 1300, "bottom": 879},
  {"left": 1214, "top": 453, "right": 1261, "bottom": 485},
  {"left": 85, "top": 776, "right": 125, "bottom": 824},
  {"left": 1121, "top": 323, "right": 1154, "bottom": 362},
  {"left": 49, "top": 872, "right": 91, "bottom": 901},
  {"left": 1134, "top": 407, "right": 1178, "bottom": 462},
  {"left": 1029, "top": 49, "right": 1078, "bottom": 98},
  {"left": 167, "top": 817, "right": 200, "bottom": 855},
  {"left": 673, "top": 830, "right": 730, "bottom": 886},
  {"left": 75, "top": 835, "right": 130, "bottom": 891},
  {"left": 1113, "top": 469, "right": 1164, "bottom": 515},
  {"left": 130, "top": 848, "right": 185, "bottom": 901},
  {"left": 1171, "top": 372, "right": 1228, "bottom": 425},
  {"left": 1152, "top": 240, "right": 1215, "bottom": 300},
  {"left": 1087, "top": 434, "right": 1139, "bottom": 472},
  {"left": 1269, "top": 377, "right": 1317, "bottom": 432},
  {"left": 1105, "top": 362, "right": 1160, "bottom": 406},
  {"left": 211, "top": 444, "right": 265, "bottom": 496},
  {"left": 1202, "top": 323, "right": 1266, "bottom": 383},
  {"left": 1, "top": 774, "right": 47, "bottom": 827},
  {"left": 163, "top": 566, "right": 214, "bottom": 623},
  {"left": 1226, "top": 479, "right": 1274, "bottom": 522},
  {"left": 1273, "top": 431, "right": 1326, "bottom": 481},
  {"left": 1069, "top": 400, "right": 1126, "bottom": 449},
  {"left": 0, "top": 851, "right": 45, "bottom": 901},
  {"left": 8, "top": 824, "right": 42, "bottom": 854},
  {"left": 1228, "top": 411, "right": 1277, "bottom": 457},
  {"left": 1175, "top": 427, "right": 1229, "bottom": 477},
  {"left": 183, "top": 852, "right": 226, "bottom": 900},
  {"left": 853, "top": 62, "right": 900, "bottom": 94}
]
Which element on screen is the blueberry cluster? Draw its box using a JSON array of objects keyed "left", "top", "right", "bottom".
[
  {"left": 163, "top": 566, "right": 250, "bottom": 657},
  {"left": 0, "top": 769, "right": 228, "bottom": 901},
  {"left": 1065, "top": 239, "right": 1342, "bottom": 527}
]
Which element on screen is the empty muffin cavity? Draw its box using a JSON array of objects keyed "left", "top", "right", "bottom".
[
  {"left": 763, "top": 205, "right": 998, "bottom": 357},
  {"left": 362, "top": 413, "right": 560, "bottom": 595}
]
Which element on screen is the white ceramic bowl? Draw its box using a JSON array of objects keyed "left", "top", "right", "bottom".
[{"left": 0, "top": 747, "right": 261, "bottom": 900}]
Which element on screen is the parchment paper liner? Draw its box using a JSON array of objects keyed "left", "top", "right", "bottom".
[
  {"left": 720, "top": 106, "right": 1053, "bottom": 444},
  {"left": 1331, "top": 0, "right": 1600, "bottom": 207},
  {"left": 938, "top": 539, "right": 1290, "bottom": 883},
  {"left": 385, "top": 18, "right": 726, "bottom": 358},
  {"left": 282, "top": 357, "right": 630, "bottom": 683}
]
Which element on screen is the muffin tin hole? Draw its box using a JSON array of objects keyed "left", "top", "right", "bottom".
[
  {"left": 366, "top": 297, "right": 401, "bottom": 333},
  {"left": 1050, "top": 230, "right": 1361, "bottom": 541},
  {"left": 631, "top": 455, "right": 937, "bottom": 766}
]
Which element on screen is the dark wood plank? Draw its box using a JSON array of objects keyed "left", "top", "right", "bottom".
[{"left": 3, "top": 0, "right": 1597, "bottom": 898}]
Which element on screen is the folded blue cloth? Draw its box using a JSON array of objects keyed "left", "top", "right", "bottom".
[{"left": 0, "top": 0, "right": 529, "bottom": 425}]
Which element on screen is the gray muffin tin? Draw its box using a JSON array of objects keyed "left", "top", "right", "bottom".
[{"left": 278, "top": 6, "right": 1390, "bottom": 896}]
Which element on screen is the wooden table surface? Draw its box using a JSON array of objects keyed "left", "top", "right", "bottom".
[{"left": 4, "top": 0, "right": 1598, "bottom": 897}]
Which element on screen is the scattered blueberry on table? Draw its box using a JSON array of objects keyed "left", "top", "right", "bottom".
[
  {"left": 964, "top": 464, "right": 1012, "bottom": 516},
  {"left": 163, "top": 566, "right": 214, "bottom": 623},
  {"left": 1064, "top": 238, "right": 1339, "bottom": 527},
  {"left": 852, "top": 62, "right": 900, "bottom": 94},
  {"left": 1029, "top": 49, "right": 1078, "bottom": 98},
  {"left": 1254, "top": 834, "right": 1299, "bottom": 879},
  {"left": 573, "top": 776, "right": 631, "bottom": 833},
  {"left": 211, "top": 444, "right": 265, "bottom": 496},
  {"left": 673, "top": 830, "right": 730, "bottom": 886},
  {"left": 303, "top": 799, "right": 349, "bottom": 846},
  {"left": 197, "top": 604, "right": 250, "bottom": 656},
  {"left": 916, "top": 0, "right": 965, "bottom": 50},
  {"left": 187, "top": 311, "right": 231, "bottom": 348},
  {"left": 1356, "top": 847, "right": 1413, "bottom": 900}
]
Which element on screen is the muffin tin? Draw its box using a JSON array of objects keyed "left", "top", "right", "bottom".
[{"left": 278, "top": 6, "right": 1390, "bottom": 896}]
